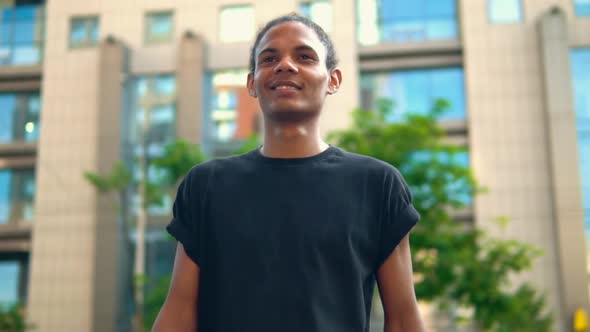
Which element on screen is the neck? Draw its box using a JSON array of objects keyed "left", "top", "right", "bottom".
[{"left": 260, "top": 117, "right": 329, "bottom": 158}]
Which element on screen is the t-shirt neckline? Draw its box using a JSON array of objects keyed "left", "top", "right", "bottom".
[{"left": 249, "top": 145, "right": 338, "bottom": 166}]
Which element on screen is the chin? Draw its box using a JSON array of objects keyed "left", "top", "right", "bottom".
[{"left": 263, "top": 107, "right": 319, "bottom": 123}]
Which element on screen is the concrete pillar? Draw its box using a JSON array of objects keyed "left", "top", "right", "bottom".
[
  {"left": 539, "top": 6, "right": 590, "bottom": 329},
  {"left": 176, "top": 30, "right": 205, "bottom": 143}
]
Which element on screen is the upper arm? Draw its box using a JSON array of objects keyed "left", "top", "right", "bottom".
[
  {"left": 152, "top": 243, "right": 200, "bottom": 331},
  {"left": 376, "top": 234, "right": 425, "bottom": 331}
]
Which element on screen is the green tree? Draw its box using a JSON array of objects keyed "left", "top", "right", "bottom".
[
  {"left": 84, "top": 139, "right": 207, "bottom": 332},
  {"left": 0, "top": 303, "right": 35, "bottom": 332},
  {"left": 327, "top": 99, "right": 552, "bottom": 331}
]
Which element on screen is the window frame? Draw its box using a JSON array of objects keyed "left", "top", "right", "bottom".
[
  {"left": 69, "top": 15, "right": 99, "bottom": 49},
  {"left": 144, "top": 10, "right": 174, "bottom": 45},
  {"left": 218, "top": 5, "right": 255, "bottom": 43},
  {"left": 299, "top": 0, "right": 333, "bottom": 32}
]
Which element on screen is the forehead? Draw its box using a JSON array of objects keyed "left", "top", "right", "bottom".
[{"left": 256, "top": 21, "right": 326, "bottom": 56}]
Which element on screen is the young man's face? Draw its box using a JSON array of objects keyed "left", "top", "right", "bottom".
[{"left": 247, "top": 22, "right": 341, "bottom": 122}]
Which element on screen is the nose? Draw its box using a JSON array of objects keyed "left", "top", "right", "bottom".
[{"left": 273, "top": 56, "right": 298, "bottom": 74}]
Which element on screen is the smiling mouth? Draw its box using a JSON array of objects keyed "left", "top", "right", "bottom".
[{"left": 272, "top": 85, "right": 300, "bottom": 91}]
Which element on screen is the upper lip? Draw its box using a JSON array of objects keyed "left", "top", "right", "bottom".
[{"left": 269, "top": 80, "right": 302, "bottom": 90}]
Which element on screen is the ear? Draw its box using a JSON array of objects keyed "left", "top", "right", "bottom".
[
  {"left": 327, "top": 68, "right": 342, "bottom": 95},
  {"left": 247, "top": 72, "right": 257, "bottom": 98}
]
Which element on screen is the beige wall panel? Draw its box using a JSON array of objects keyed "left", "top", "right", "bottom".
[{"left": 458, "top": 0, "right": 590, "bottom": 330}]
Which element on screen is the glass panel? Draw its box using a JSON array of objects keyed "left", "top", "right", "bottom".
[
  {"left": 489, "top": 0, "right": 522, "bottom": 23},
  {"left": 13, "top": 5, "right": 36, "bottom": 21},
  {"left": 25, "top": 94, "right": 40, "bottom": 142},
  {"left": 0, "top": 94, "right": 16, "bottom": 142},
  {"left": 575, "top": 0, "right": 590, "bottom": 16},
  {"left": 12, "top": 44, "right": 38, "bottom": 65},
  {"left": 219, "top": 6, "right": 254, "bottom": 42},
  {"left": 425, "top": 19, "right": 457, "bottom": 40},
  {"left": 90, "top": 17, "right": 99, "bottom": 44},
  {"left": 70, "top": 18, "right": 88, "bottom": 45},
  {"left": 154, "top": 75, "right": 176, "bottom": 97},
  {"left": 130, "top": 75, "right": 177, "bottom": 216},
  {"left": 0, "top": 261, "right": 19, "bottom": 305},
  {"left": 0, "top": 21, "right": 12, "bottom": 46},
  {"left": 361, "top": 0, "right": 457, "bottom": 44},
  {"left": 0, "top": 170, "right": 10, "bottom": 224},
  {"left": 146, "top": 12, "right": 172, "bottom": 42},
  {"left": 300, "top": 1, "right": 333, "bottom": 32},
  {"left": 19, "top": 170, "right": 35, "bottom": 221},
  {"left": 571, "top": 49, "right": 590, "bottom": 277},
  {"left": 361, "top": 67, "right": 466, "bottom": 122},
  {"left": 13, "top": 21, "right": 34, "bottom": 43},
  {"left": 209, "top": 69, "right": 257, "bottom": 143}
]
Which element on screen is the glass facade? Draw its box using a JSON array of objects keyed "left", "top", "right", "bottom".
[
  {"left": 145, "top": 12, "right": 173, "bottom": 44},
  {"left": 300, "top": 0, "right": 333, "bottom": 32},
  {"left": 0, "top": 2, "right": 44, "bottom": 66},
  {"left": 0, "top": 168, "right": 35, "bottom": 224},
  {"left": 128, "top": 75, "right": 176, "bottom": 216},
  {"left": 219, "top": 6, "right": 255, "bottom": 43},
  {"left": 357, "top": 0, "right": 457, "bottom": 45},
  {"left": 574, "top": 0, "right": 590, "bottom": 16},
  {"left": 208, "top": 69, "right": 259, "bottom": 146},
  {"left": 69, "top": 16, "right": 99, "bottom": 48},
  {"left": 360, "top": 67, "right": 466, "bottom": 122},
  {"left": 0, "top": 92, "right": 41, "bottom": 143},
  {"left": 488, "top": 0, "right": 523, "bottom": 23},
  {"left": 571, "top": 49, "right": 590, "bottom": 278},
  {"left": 0, "top": 261, "right": 20, "bottom": 305}
]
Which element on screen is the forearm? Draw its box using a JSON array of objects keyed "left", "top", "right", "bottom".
[
  {"left": 152, "top": 302, "right": 197, "bottom": 332},
  {"left": 383, "top": 309, "right": 426, "bottom": 332}
]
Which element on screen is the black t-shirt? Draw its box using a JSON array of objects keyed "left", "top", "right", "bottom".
[{"left": 166, "top": 145, "right": 420, "bottom": 332}]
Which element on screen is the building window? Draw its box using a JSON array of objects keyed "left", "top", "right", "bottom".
[
  {"left": 69, "top": 16, "right": 99, "bottom": 48},
  {"left": 219, "top": 6, "right": 255, "bottom": 43},
  {"left": 575, "top": 0, "right": 590, "bottom": 16},
  {"left": 207, "top": 69, "right": 259, "bottom": 152},
  {"left": 0, "top": 2, "right": 45, "bottom": 66},
  {"left": 300, "top": 0, "right": 333, "bottom": 32},
  {"left": 401, "top": 150, "right": 471, "bottom": 205},
  {"left": 357, "top": 0, "right": 457, "bottom": 45},
  {"left": 571, "top": 49, "right": 590, "bottom": 278},
  {"left": 0, "top": 168, "right": 35, "bottom": 224},
  {"left": 360, "top": 67, "right": 466, "bottom": 122},
  {"left": 488, "top": 0, "right": 523, "bottom": 24},
  {"left": 145, "top": 11, "right": 173, "bottom": 44},
  {"left": 0, "top": 261, "right": 20, "bottom": 305},
  {"left": 127, "top": 75, "right": 176, "bottom": 216},
  {"left": 0, "top": 93, "right": 41, "bottom": 144}
]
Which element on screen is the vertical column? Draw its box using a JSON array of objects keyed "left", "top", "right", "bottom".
[
  {"left": 176, "top": 31, "right": 205, "bottom": 143},
  {"left": 93, "top": 37, "right": 129, "bottom": 332},
  {"left": 539, "top": 6, "right": 590, "bottom": 324}
]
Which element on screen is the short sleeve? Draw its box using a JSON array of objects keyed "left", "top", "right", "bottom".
[
  {"left": 376, "top": 167, "right": 420, "bottom": 269},
  {"left": 166, "top": 174, "right": 202, "bottom": 266}
]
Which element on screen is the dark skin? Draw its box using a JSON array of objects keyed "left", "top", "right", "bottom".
[{"left": 152, "top": 21, "right": 425, "bottom": 332}]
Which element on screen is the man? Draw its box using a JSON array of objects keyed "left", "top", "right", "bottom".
[{"left": 153, "top": 14, "right": 426, "bottom": 332}]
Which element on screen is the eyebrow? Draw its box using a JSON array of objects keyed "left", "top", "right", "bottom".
[{"left": 257, "top": 45, "right": 318, "bottom": 58}]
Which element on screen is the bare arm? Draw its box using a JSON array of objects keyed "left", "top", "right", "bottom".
[
  {"left": 377, "top": 234, "right": 426, "bottom": 332},
  {"left": 152, "top": 243, "right": 200, "bottom": 332}
]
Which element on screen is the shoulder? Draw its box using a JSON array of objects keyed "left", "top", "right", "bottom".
[
  {"left": 335, "top": 147, "right": 401, "bottom": 177},
  {"left": 183, "top": 150, "right": 254, "bottom": 186}
]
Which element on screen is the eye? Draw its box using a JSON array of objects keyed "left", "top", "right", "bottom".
[
  {"left": 262, "top": 56, "right": 276, "bottom": 63},
  {"left": 299, "top": 54, "right": 313, "bottom": 60}
]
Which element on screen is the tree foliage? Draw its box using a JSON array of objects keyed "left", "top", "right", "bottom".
[{"left": 328, "top": 99, "right": 552, "bottom": 331}]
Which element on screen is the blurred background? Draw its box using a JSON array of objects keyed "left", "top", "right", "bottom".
[{"left": 0, "top": 0, "right": 589, "bottom": 331}]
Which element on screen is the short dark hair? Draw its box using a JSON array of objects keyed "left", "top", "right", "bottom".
[{"left": 248, "top": 13, "right": 338, "bottom": 73}]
